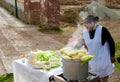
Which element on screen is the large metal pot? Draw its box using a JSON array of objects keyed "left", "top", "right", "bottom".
[{"left": 62, "top": 58, "right": 88, "bottom": 80}]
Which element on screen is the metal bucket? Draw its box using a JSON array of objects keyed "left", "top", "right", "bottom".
[{"left": 62, "top": 58, "right": 88, "bottom": 80}]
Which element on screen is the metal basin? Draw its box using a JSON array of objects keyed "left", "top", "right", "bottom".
[{"left": 62, "top": 58, "right": 88, "bottom": 80}]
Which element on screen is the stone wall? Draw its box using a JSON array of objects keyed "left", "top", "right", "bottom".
[
  {"left": 40, "top": 0, "right": 60, "bottom": 27},
  {"left": 93, "top": 0, "right": 118, "bottom": 8},
  {"left": 0, "top": 0, "right": 26, "bottom": 22},
  {"left": 60, "top": 0, "right": 92, "bottom": 6},
  {"left": 24, "top": 0, "right": 60, "bottom": 27},
  {"left": 0, "top": 0, "right": 60, "bottom": 27},
  {"left": 0, "top": 0, "right": 119, "bottom": 27},
  {"left": 24, "top": 0, "right": 41, "bottom": 24}
]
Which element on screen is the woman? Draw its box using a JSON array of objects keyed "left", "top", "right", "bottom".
[{"left": 82, "top": 15, "right": 115, "bottom": 82}]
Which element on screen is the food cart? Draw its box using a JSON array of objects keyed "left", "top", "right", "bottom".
[{"left": 13, "top": 50, "right": 98, "bottom": 82}]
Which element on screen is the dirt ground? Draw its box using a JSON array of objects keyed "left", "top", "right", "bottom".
[{"left": 46, "top": 19, "right": 120, "bottom": 45}]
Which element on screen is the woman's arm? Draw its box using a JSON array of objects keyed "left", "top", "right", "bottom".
[
  {"left": 74, "top": 37, "right": 84, "bottom": 50},
  {"left": 102, "top": 27, "right": 115, "bottom": 63}
]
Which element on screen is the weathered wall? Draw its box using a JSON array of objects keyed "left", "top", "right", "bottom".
[
  {"left": 0, "top": 0, "right": 60, "bottom": 27},
  {"left": 40, "top": 0, "right": 60, "bottom": 27},
  {"left": 97, "top": 0, "right": 106, "bottom": 5},
  {"left": 0, "top": 0, "right": 26, "bottom": 22},
  {"left": 60, "top": 0, "right": 92, "bottom": 5},
  {"left": 24, "top": 0, "right": 41, "bottom": 24},
  {"left": 0, "top": 0, "right": 119, "bottom": 26},
  {"left": 24, "top": 0, "right": 60, "bottom": 27}
]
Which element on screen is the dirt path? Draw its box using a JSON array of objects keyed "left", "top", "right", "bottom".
[{"left": 0, "top": 6, "right": 64, "bottom": 75}]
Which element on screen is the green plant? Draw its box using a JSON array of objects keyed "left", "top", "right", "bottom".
[
  {"left": 115, "top": 42, "right": 120, "bottom": 70},
  {"left": 115, "top": 42, "right": 120, "bottom": 51},
  {"left": 0, "top": 73, "right": 13, "bottom": 82},
  {"left": 38, "top": 24, "right": 64, "bottom": 33}
]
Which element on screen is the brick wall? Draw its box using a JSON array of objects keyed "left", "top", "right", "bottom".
[
  {"left": 24, "top": 0, "right": 60, "bottom": 27},
  {"left": 24, "top": 0, "right": 41, "bottom": 24},
  {"left": 41, "top": 0, "right": 60, "bottom": 27},
  {"left": 0, "top": 0, "right": 60, "bottom": 27}
]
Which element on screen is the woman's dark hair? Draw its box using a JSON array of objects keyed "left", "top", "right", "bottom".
[{"left": 85, "top": 15, "right": 99, "bottom": 23}]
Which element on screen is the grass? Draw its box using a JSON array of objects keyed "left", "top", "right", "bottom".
[
  {"left": 0, "top": 73, "right": 13, "bottom": 82},
  {"left": 114, "top": 42, "right": 120, "bottom": 70},
  {"left": 0, "top": 42, "right": 120, "bottom": 82},
  {"left": 38, "top": 24, "right": 64, "bottom": 33}
]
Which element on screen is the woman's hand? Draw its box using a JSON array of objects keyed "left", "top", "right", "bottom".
[{"left": 111, "top": 57, "right": 115, "bottom": 63}]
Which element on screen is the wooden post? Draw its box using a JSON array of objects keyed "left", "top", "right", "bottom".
[{"left": 15, "top": 0, "right": 18, "bottom": 18}]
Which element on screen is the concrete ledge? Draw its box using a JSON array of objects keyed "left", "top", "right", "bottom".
[{"left": 0, "top": 0, "right": 26, "bottom": 23}]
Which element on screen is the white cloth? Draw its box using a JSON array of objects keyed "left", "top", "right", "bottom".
[
  {"left": 12, "top": 59, "right": 63, "bottom": 82},
  {"left": 83, "top": 25, "right": 114, "bottom": 78}
]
